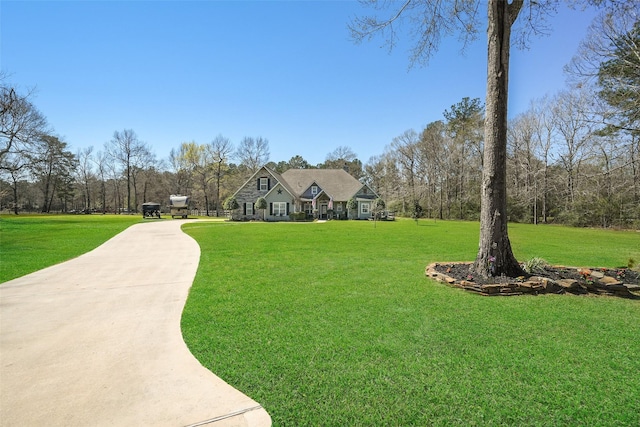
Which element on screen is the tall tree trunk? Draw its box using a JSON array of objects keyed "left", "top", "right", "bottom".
[
  {"left": 472, "top": 0, "right": 524, "bottom": 278},
  {"left": 41, "top": 168, "right": 52, "bottom": 213},
  {"left": 632, "top": 134, "right": 639, "bottom": 204},
  {"left": 126, "top": 162, "right": 131, "bottom": 213},
  {"left": 439, "top": 177, "right": 444, "bottom": 220},
  {"left": 131, "top": 170, "right": 139, "bottom": 213},
  {"left": 459, "top": 145, "right": 465, "bottom": 220},
  {"left": 84, "top": 179, "right": 91, "bottom": 210},
  {"left": 11, "top": 174, "right": 19, "bottom": 215},
  {"left": 113, "top": 180, "right": 120, "bottom": 214},
  {"left": 47, "top": 178, "right": 58, "bottom": 213},
  {"left": 542, "top": 166, "right": 548, "bottom": 223},
  {"left": 216, "top": 170, "right": 221, "bottom": 217},
  {"left": 101, "top": 181, "right": 106, "bottom": 215},
  {"left": 142, "top": 179, "right": 148, "bottom": 204}
]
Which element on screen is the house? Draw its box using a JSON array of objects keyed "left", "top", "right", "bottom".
[{"left": 231, "top": 165, "right": 380, "bottom": 221}]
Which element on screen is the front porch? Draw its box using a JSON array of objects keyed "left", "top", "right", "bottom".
[{"left": 299, "top": 195, "right": 348, "bottom": 220}]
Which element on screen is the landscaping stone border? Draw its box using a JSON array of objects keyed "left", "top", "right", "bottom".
[{"left": 425, "top": 262, "right": 640, "bottom": 298}]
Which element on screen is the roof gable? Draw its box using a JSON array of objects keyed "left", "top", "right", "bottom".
[
  {"left": 264, "top": 180, "right": 295, "bottom": 199},
  {"left": 300, "top": 181, "right": 322, "bottom": 199},
  {"left": 268, "top": 168, "right": 296, "bottom": 198},
  {"left": 232, "top": 165, "right": 282, "bottom": 198}
]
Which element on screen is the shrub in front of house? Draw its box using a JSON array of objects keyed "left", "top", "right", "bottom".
[
  {"left": 346, "top": 198, "right": 358, "bottom": 219},
  {"left": 223, "top": 197, "right": 239, "bottom": 220},
  {"left": 255, "top": 197, "right": 268, "bottom": 221},
  {"left": 290, "top": 211, "right": 308, "bottom": 221}
]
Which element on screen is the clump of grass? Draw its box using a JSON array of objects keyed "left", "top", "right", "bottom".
[{"left": 522, "top": 256, "right": 549, "bottom": 274}]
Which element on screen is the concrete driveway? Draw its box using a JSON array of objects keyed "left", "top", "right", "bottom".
[{"left": 0, "top": 220, "right": 271, "bottom": 426}]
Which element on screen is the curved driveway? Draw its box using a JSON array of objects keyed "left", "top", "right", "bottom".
[{"left": 0, "top": 220, "right": 271, "bottom": 426}]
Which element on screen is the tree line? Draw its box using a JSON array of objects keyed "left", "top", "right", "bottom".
[
  {"left": 0, "top": 83, "right": 365, "bottom": 216},
  {"left": 365, "top": 90, "right": 638, "bottom": 228},
  {"left": 1, "top": 3, "right": 637, "bottom": 229},
  {"left": 361, "top": 3, "right": 638, "bottom": 229},
  {"left": 2, "top": 84, "right": 636, "bottom": 229},
  {"left": 1, "top": 88, "right": 636, "bottom": 227}
]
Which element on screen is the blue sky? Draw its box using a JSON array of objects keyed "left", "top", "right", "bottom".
[{"left": 1, "top": 1, "right": 598, "bottom": 167}]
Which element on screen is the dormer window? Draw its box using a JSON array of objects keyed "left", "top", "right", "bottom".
[
  {"left": 311, "top": 185, "right": 318, "bottom": 195},
  {"left": 259, "top": 178, "right": 269, "bottom": 191}
]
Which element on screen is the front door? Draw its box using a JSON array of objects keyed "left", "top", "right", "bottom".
[{"left": 320, "top": 204, "right": 327, "bottom": 219}]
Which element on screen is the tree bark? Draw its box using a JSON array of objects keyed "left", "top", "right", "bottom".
[
  {"left": 126, "top": 157, "right": 131, "bottom": 213},
  {"left": 11, "top": 172, "right": 19, "bottom": 215},
  {"left": 216, "top": 170, "right": 221, "bottom": 217},
  {"left": 472, "top": 0, "right": 524, "bottom": 278}
]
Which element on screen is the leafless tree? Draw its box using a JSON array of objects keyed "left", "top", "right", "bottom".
[
  {"left": 236, "top": 136, "right": 270, "bottom": 174},
  {"left": 129, "top": 142, "right": 155, "bottom": 212},
  {"left": 419, "top": 120, "right": 447, "bottom": 219},
  {"left": 2, "top": 152, "right": 29, "bottom": 214},
  {"left": 31, "top": 135, "right": 76, "bottom": 213},
  {"left": 0, "top": 75, "right": 49, "bottom": 163},
  {"left": 173, "top": 141, "right": 211, "bottom": 214},
  {"left": 75, "top": 146, "right": 94, "bottom": 211},
  {"left": 94, "top": 150, "right": 109, "bottom": 213},
  {"left": 169, "top": 146, "right": 192, "bottom": 196},
  {"left": 208, "top": 134, "right": 234, "bottom": 216},
  {"left": 552, "top": 88, "right": 597, "bottom": 209},
  {"left": 364, "top": 152, "right": 402, "bottom": 210},
  {"left": 104, "top": 150, "right": 123, "bottom": 214},
  {"left": 323, "top": 145, "right": 363, "bottom": 177},
  {"left": 391, "top": 129, "right": 421, "bottom": 211},
  {"left": 566, "top": 2, "right": 638, "bottom": 84},
  {"left": 106, "top": 129, "right": 149, "bottom": 213},
  {"left": 529, "top": 96, "right": 558, "bottom": 224},
  {"left": 508, "top": 105, "right": 555, "bottom": 224},
  {"left": 566, "top": 3, "right": 639, "bottom": 134}
]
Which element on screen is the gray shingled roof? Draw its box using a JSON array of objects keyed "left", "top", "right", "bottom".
[{"left": 281, "top": 169, "right": 365, "bottom": 201}]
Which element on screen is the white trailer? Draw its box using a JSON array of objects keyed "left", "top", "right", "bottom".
[{"left": 169, "top": 195, "right": 190, "bottom": 219}]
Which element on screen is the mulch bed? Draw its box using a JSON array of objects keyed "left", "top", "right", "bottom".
[{"left": 426, "top": 262, "right": 640, "bottom": 299}]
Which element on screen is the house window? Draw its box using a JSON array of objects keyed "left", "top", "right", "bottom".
[
  {"left": 304, "top": 203, "right": 312, "bottom": 214},
  {"left": 361, "top": 202, "right": 370, "bottom": 214},
  {"left": 273, "top": 202, "right": 287, "bottom": 216},
  {"left": 336, "top": 203, "right": 342, "bottom": 212},
  {"left": 246, "top": 202, "right": 253, "bottom": 215},
  {"left": 311, "top": 185, "right": 318, "bottom": 195},
  {"left": 259, "top": 178, "right": 269, "bottom": 191}
]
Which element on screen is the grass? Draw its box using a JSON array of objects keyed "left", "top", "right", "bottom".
[
  {"left": 508, "top": 222, "right": 640, "bottom": 268},
  {"left": 181, "top": 219, "right": 640, "bottom": 426},
  {"left": 2, "top": 216, "right": 638, "bottom": 424},
  {"left": 0, "top": 214, "right": 142, "bottom": 283}
]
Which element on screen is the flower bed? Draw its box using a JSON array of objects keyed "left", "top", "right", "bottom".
[{"left": 426, "top": 262, "right": 640, "bottom": 298}]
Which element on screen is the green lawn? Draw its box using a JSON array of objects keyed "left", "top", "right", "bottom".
[
  {"left": 181, "top": 219, "right": 640, "bottom": 426},
  {"left": 0, "top": 214, "right": 142, "bottom": 283},
  {"left": 2, "top": 215, "right": 638, "bottom": 424}
]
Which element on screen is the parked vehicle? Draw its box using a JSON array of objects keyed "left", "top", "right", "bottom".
[
  {"left": 142, "top": 202, "right": 161, "bottom": 219},
  {"left": 169, "top": 195, "right": 189, "bottom": 219}
]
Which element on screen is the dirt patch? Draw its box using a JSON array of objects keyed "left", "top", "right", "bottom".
[{"left": 426, "top": 262, "right": 640, "bottom": 298}]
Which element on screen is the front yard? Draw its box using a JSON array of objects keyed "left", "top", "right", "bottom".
[{"left": 181, "top": 220, "right": 640, "bottom": 425}]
